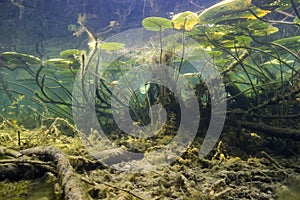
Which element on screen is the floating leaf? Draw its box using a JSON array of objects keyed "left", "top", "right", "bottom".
[
  {"left": 198, "top": 0, "right": 252, "bottom": 24},
  {"left": 251, "top": 25, "right": 278, "bottom": 36},
  {"left": 245, "top": 7, "right": 271, "bottom": 19},
  {"left": 272, "top": 36, "right": 300, "bottom": 49},
  {"left": 213, "top": 6, "right": 270, "bottom": 24},
  {"left": 172, "top": 11, "right": 198, "bottom": 31},
  {"left": 99, "top": 42, "right": 125, "bottom": 51},
  {"left": 0, "top": 52, "right": 40, "bottom": 66},
  {"left": 142, "top": 17, "right": 173, "bottom": 31},
  {"left": 60, "top": 49, "right": 82, "bottom": 69},
  {"left": 60, "top": 49, "right": 82, "bottom": 59},
  {"left": 44, "top": 58, "right": 72, "bottom": 68}
]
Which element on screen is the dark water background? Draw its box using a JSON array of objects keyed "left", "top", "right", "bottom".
[{"left": 0, "top": 0, "right": 218, "bottom": 55}]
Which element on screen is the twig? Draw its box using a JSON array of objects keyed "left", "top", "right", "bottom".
[
  {"left": 261, "top": 151, "right": 283, "bottom": 170},
  {"left": 81, "top": 176, "right": 145, "bottom": 200}
]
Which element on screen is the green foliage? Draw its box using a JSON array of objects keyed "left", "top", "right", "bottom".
[
  {"left": 0, "top": 0, "right": 299, "bottom": 135},
  {"left": 142, "top": 17, "right": 173, "bottom": 31},
  {"left": 44, "top": 58, "right": 72, "bottom": 68},
  {"left": 99, "top": 42, "right": 125, "bottom": 51},
  {"left": 198, "top": 0, "right": 252, "bottom": 24},
  {"left": 172, "top": 11, "right": 198, "bottom": 31},
  {"left": 60, "top": 49, "right": 82, "bottom": 59},
  {"left": 0, "top": 52, "right": 40, "bottom": 68},
  {"left": 271, "top": 36, "right": 300, "bottom": 50}
]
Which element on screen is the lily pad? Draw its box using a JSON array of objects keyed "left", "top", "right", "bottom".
[
  {"left": 60, "top": 49, "right": 82, "bottom": 59},
  {"left": 213, "top": 6, "right": 270, "bottom": 24},
  {"left": 272, "top": 36, "right": 300, "bottom": 49},
  {"left": 172, "top": 11, "right": 198, "bottom": 31},
  {"left": 0, "top": 52, "right": 40, "bottom": 66},
  {"left": 251, "top": 25, "right": 278, "bottom": 36},
  {"left": 43, "top": 58, "right": 72, "bottom": 68},
  {"left": 198, "top": 0, "right": 252, "bottom": 24},
  {"left": 142, "top": 17, "right": 173, "bottom": 31},
  {"left": 99, "top": 42, "right": 125, "bottom": 51}
]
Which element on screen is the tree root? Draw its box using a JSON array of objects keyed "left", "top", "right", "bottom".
[
  {"left": 0, "top": 145, "right": 111, "bottom": 199},
  {"left": 0, "top": 146, "right": 54, "bottom": 181},
  {"left": 21, "top": 146, "right": 92, "bottom": 200}
]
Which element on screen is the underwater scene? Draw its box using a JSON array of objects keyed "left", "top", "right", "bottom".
[{"left": 0, "top": 0, "right": 300, "bottom": 199}]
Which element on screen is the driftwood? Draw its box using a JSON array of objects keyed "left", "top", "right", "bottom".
[
  {"left": 238, "top": 121, "right": 300, "bottom": 140},
  {"left": 20, "top": 146, "right": 92, "bottom": 200},
  {"left": 0, "top": 146, "right": 110, "bottom": 199}
]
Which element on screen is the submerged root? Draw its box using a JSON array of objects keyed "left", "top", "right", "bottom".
[{"left": 21, "top": 146, "right": 92, "bottom": 200}]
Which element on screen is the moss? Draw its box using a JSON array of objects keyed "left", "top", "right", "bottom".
[{"left": 0, "top": 180, "right": 30, "bottom": 199}]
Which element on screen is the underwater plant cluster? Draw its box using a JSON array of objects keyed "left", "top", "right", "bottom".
[{"left": 0, "top": 0, "right": 300, "bottom": 199}]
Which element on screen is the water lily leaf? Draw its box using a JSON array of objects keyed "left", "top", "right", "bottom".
[
  {"left": 43, "top": 58, "right": 72, "bottom": 68},
  {"left": 198, "top": 0, "right": 252, "bottom": 24},
  {"left": 272, "top": 36, "right": 300, "bottom": 49},
  {"left": 245, "top": 7, "right": 271, "bottom": 19},
  {"left": 251, "top": 25, "right": 278, "bottom": 36},
  {"left": 60, "top": 49, "right": 82, "bottom": 59},
  {"left": 142, "top": 17, "right": 173, "bottom": 31},
  {"left": 217, "top": 6, "right": 270, "bottom": 24},
  {"left": 172, "top": 11, "right": 198, "bottom": 31},
  {"left": 59, "top": 49, "right": 82, "bottom": 69},
  {"left": 237, "top": 19, "right": 278, "bottom": 36},
  {"left": 240, "top": 20, "right": 269, "bottom": 30},
  {"left": 0, "top": 52, "right": 40, "bottom": 66},
  {"left": 99, "top": 42, "right": 125, "bottom": 51}
]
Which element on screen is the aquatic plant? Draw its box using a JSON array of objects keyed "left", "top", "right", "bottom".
[
  {"left": 0, "top": 48, "right": 84, "bottom": 125},
  {"left": 139, "top": 0, "right": 300, "bottom": 139},
  {"left": 172, "top": 11, "right": 198, "bottom": 31},
  {"left": 0, "top": 1, "right": 300, "bottom": 199},
  {"left": 0, "top": 0, "right": 299, "bottom": 140},
  {"left": 142, "top": 17, "right": 173, "bottom": 31}
]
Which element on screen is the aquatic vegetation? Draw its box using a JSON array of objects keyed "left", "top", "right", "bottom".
[
  {"left": 0, "top": 49, "right": 81, "bottom": 125},
  {"left": 138, "top": 0, "right": 300, "bottom": 141},
  {"left": 198, "top": 0, "right": 252, "bottom": 24},
  {"left": 0, "top": 52, "right": 40, "bottom": 65},
  {"left": 98, "top": 42, "right": 125, "bottom": 51},
  {"left": 0, "top": 0, "right": 298, "bottom": 138},
  {"left": 172, "top": 11, "right": 198, "bottom": 31},
  {"left": 142, "top": 17, "right": 172, "bottom": 31},
  {"left": 0, "top": 0, "right": 299, "bottom": 199},
  {"left": 44, "top": 58, "right": 72, "bottom": 68}
]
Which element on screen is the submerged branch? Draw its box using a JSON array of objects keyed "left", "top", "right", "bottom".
[
  {"left": 21, "top": 146, "right": 92, "bottom": 200},
  {"left": 238, "top": 121, "right": 300, "bottom": 140}
]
